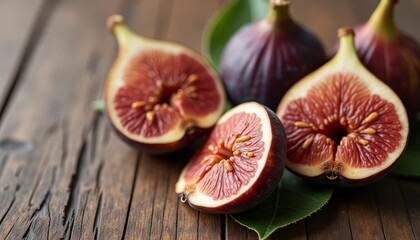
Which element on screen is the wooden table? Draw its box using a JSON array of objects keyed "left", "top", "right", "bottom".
[{"left": 1, "top": 0, "right": 419, "bottom": 239}]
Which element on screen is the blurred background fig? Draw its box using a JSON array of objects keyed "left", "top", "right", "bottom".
[
  {"left": 353, "top": 0, "right": 420, "bottom": 119},
  {"left": 219, "top": 0, "right": 326, "bottom": 111}
]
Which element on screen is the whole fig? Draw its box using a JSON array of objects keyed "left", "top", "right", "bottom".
[
  {"left": 220, "top": 0, "right": 326, "bottom": 111},
  {"left": 353, "top": 0, "right": 420, "bottom": 119}
]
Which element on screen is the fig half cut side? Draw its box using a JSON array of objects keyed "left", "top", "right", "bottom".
[
  {"left": 276, "top": 28, "right": 409, "bottom": 186},
  {"left": 176, "top": 102, "right": 286, "bottom": 213},
  {"left": 105, "top": 15, "right": 226, "bottom": 154}
]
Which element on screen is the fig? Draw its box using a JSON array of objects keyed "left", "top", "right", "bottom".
[
  {"left": 276, "top": 28, "right": 409, "bottom": 186},
  {"left": 219, "top": 0, "right": 326, "bottom": 111},
  {"left": 176, "top": 102, "right": 286, "bottom": 213},
  {"left": 353, "top": 0, "right": 420, "bottom": 119},
  {"left": 104, "top": 15, "right": 226, "bottom": 154}
]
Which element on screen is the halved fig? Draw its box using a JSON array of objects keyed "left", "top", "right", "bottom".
[
  {"left": 176, "top": 102, "right": 286, "bottom": 213},
  {"left": 276, "top": 28, "right": 409, "bottom": 186},
  {"left": 105, "top": 15, "right": 226, "bottom": 154}
]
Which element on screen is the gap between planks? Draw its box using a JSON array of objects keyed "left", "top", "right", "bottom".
[{"left": 0, "top": 0, "right": 58, "bottom": 123}]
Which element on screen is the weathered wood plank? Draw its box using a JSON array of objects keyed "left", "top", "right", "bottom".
[
  {"left": 66, "top": 118, "right": 139, "bottom": 240},
  {"left": 0, "top": 0, "right": 47, "bottom": 118},
  {"left": 306, "top": 190, "right": 352, "bottom": 240},
  {"left": 399, "top": 178, "right": 420, "bottom": 239},
  {"left": 374, "top": 177, "right": 416, "bottom": 240},
  {"left": 346, "top": 186, "right": 384, "bottom": 240},
  {"left": 0, "top": 0, "right": 136, "bottom": 239},
  {"left": 123, "top": 156, "right": 170, "bottom": 239},
  {"left": 0, "top": 0, "right": 420, "bottom": 239}
]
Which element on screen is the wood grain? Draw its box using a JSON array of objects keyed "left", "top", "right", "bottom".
[
  {"left": 399, "top": 178, "right": 420, "bottom": 239},
  {"left": 0, "top": 0, "right": 419, "bottom": 239},
  {"left": 306, "top": 190, "right": 352, "bottom": 240},
  {"left": 374, "top": 177, "right": 416, "bottom": 240},
  {"left": 0, "top": 0, "right": 129, "bottom": 238},
  {"left": 0, "top": 0, "right": 47, "bottom": 118},
  {"left": 346, "top": 186, "right": 384, "bottom": 240}
]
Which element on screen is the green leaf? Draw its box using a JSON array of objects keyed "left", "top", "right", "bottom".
[
  {"left": 230, "top": 170, "right": 333, "bottom": 240},
  {"left": 392, "top": 150, "right": 420, "bottom": 177},
  {"left": 203, "top": 0, "right": 269, "bottom": 68},
  {"left": 392, "top": 118, "right": 420, "bottom": 177}
]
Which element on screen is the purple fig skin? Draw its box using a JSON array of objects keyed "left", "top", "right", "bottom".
[
  {"left": 353, "top": 0, "right": 420, "bottom": 119},
  {"left": 220, "top": 1, "right": 327, "bottom": 111}
]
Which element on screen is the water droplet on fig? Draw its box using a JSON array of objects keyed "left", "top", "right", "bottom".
[{"left": 180, "top": 193, "right": 187, "bottom": 203}]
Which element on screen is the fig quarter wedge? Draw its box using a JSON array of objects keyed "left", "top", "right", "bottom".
[{"left": 176, "top": 102, "right": 286, "bottom": 213}]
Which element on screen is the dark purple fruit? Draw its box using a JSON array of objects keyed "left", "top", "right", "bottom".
[
  {"left": 353, "top": 0, "right": 420, "bottom": 119},
  {"left": 176, "top": 102, "right": 286, "bottom": 213},
  {"left": 220, "top": 0, "right": 326, "bottom": 111},
  {"left": 277, "top": 28, "right": 409, "bottom": 186},
  {"left": 105, "top": 15, "right": 226, "bottom": 154}
]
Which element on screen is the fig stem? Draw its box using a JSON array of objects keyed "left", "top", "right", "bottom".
[
  {"left": 334, "top": 27, "right": 363, "bottom": 68},
  {"left": 107, "top": 15, "right": 136, "bottom": 46},
  {"left": 367, "top": 0, "right": 398, "bottom": 39},
  {"left": 269, "top": 0, "right": 289, "bottom": 7},
  {"left": 267, "top": 0, "right": 291, "bottom": 24}
]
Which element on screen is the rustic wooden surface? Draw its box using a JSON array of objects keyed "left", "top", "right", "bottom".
[{"left": 0, "top": 0, "right": 419, "bottom": 239}]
